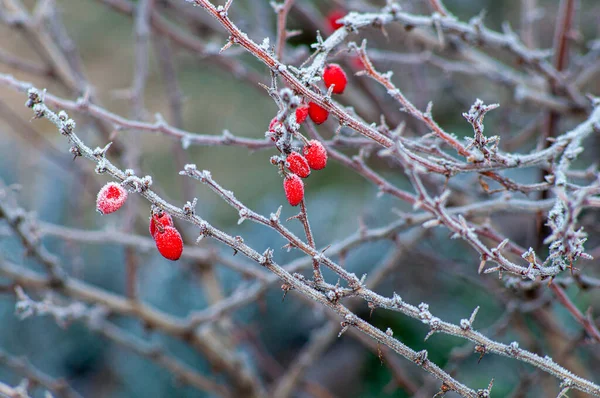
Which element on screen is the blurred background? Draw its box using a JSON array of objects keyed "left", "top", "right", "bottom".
[{"left": 1, "top": 0, "right": 600, "bottom": 397}]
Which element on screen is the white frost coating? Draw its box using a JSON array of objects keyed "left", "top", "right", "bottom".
[
  {"left": 181, "top": 135, "right": 191, "bottom": 150},
  {"left": 259, "top": 37, "right": 270, "bottom": 51}
]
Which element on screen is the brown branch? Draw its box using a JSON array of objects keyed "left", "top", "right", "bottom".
[
  {"left": 549, "top": 283, "right": 600, "bottom": 343},
  {"left": 298, "top": 199, "right": 323, "bottom": 283},
  {"left": 0, "top": 48, "right": 51, "bottom": 76},
  {"left": 274, "top": 0, "right": 295, "bottom": 61}
]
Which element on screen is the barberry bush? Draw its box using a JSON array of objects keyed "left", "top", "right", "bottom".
[{"left": 0, "top": 0, "right": 600, "bottom": 397}]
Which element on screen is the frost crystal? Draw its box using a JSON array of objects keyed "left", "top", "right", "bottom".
[
  {"left": 238, "top": 209, "right": 248, "bottom": 225},
  {"left": 259, "top": 37, "right": 270, "bottom": 51},
  {"left": 460, "top": 318, "right": 471, "bottom": 330},
  {"left": 181, "top": 135, "right": 191, "bottom": 150}
]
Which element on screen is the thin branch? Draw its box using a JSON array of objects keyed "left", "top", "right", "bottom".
[
  {"left": 427, "top": 0, "right": 450, "bottom": 17},
  {"left": 0, "top": 380, "right": 33, "bottom": 398},
  {"left": 0, "top": 348, "right": 83, "bottom": 398},
  {"left": 549, "top": 283, "right": 600, "bottom": 343},
  {"left": 274, "top": 0, "right": 295, "bottom": 61},
  {"left": 298, "top": 200, "right": 323, "bottom": 283}
]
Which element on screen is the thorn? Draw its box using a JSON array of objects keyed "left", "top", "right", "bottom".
[
  {"left": 286, "top": 212, "right": 303, "bottom": 222},
  {"left": 220, "top": 38, "right": 235, "bottom": 53}
]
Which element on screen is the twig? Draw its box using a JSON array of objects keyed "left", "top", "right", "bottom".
[
  {"left": 0, "top": 196, "right": 66, "bottom": 286},
  {"left": 298, "top": 200, "right": 323, "bottom": 283},
  {"left": 0, "top": 380, "right": 33, "bottom": 398},
  {"left": 0, "top": 348, "right": 83, "bottom": 398},
  {"left": 11, "top": 288, "right": 232, "bottom": 397},
  {"left": 549, "top": 283, "right": 600, "bottom": 343},
  {"left": 427, "top": 0, "right": 450, "bottom": 17},
  {"left": 0, "top": 48, "right": 51, "bottom": 76},
  {"left": 274, "top": 0, "right": 295, "bottom": 61}
]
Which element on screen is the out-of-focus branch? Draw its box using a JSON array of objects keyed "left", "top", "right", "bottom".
[
  {"left": 36, "top": 221, "right": 268, "bottom": 280},
  {"left": 12, "top": 287, "right": 232, "bottom": 397},
  {"left": 0, "top": 194, "right": 67, "bottom": 286},
  {"left": 0, "top": 348, "right": 83, "bottom": 398},
  {"left": 0, "top": 258, "right": 264, "bottom": 396},
  {"left": 12, "top": 287, "right": 231, "bottom": 398},
  {"left": 131, "top": 0, "right": 152, "bottom": 121},
  {"left": 358, "top": 49, "right": 573, "bottom": 113},
  {"left": 274, "top": 0, "right": 295, "bottom": 61},
  {"left": 0, "top": 0, "right": 125, "bottom": 156},
  {"left": 0, "top": 380, "right": 33, "bottom": 398},
  {"left": 549, "top": 283, "right": 600, "bottom": 343},
  {"left": 96, "top": 0, "right": 266, "bottom": 89},
  {"left": 0, "top": 0, "right": 78, "bottom": 90},
  {"left": 0, "top": 48, "right": 51, "bottom": 76}
]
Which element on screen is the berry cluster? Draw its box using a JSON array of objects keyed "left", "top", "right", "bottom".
[
  {"left": 267, "top": 110, "right": 329, "bottom": 207},
  {"left": 149, "top": 210, "right": 183, "bottom": 261},
  {"left": 96, "top": 182, "right": 183, "bottom": 261},
  {"left": 267, "top": 63, "right": 346, "bottom": 207},
  {"left": 307, "top": 64, "right": 348, "bottom": 125},
  {"left": 268, "top": 105, "right": 310, "bottom": 143},
  {"left": 283, "top": 140, "right": 328, "bottom": 206}
]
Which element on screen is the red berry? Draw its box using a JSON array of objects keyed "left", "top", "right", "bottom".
[
  {"left": 286, "top": 152, "right": 311, "bottom": 178},
  {"left": 283, "top": 174, "right": 304, "bottom": 206},
  {"left": 149, "top": 211, "right": 174, "bottom": 237},
  {"left": 303, "top": 140, "right": 328, "bottom": 170},
  {"left": 323, "top": 64, "right": 347, "bottom": 94},
  {"left": 308, "top": 102, "right": 329, "bottom": 125},
  {"left": 154, "top": 226, "right": 183, "bottom": 261},
  {"left": 269, "top": 117, "right": 279, "bottom": 132},
  {"left": 326, "top": 9, "right": 345, "bottom": 32},
  {"left": 296, "top": 106, "right": 309, "bottom": 124},
  {"left": 96, "top": 182, "right": 128, "bottom": 215}
]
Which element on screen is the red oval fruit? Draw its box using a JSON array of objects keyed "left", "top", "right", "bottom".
[
  {"left": 155, "top": 226, "right": 183, "bottom": 261},
  {"left": 323, "top": 64, "right": 347, "bottom": 94},
  {"left": 303, "top": 140, "right": 328, "bottom": 170},
  {"left": 149, "top": 211, "right": 174, "bottom": 237},
  {"left": 308, "top": 102, "right": 329, "bottom": 125},
  {"left": 96, "top": 182, "right": 128, "bottom": 215},
  {"left": 296, "top": 106, "right": 309, "bottom": 124},
  {"left": 286, "top": 152, "right": 311, "bottom": 178},
  {"left": 283, "top": 174, "right": 304, "bottom": 206}
]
